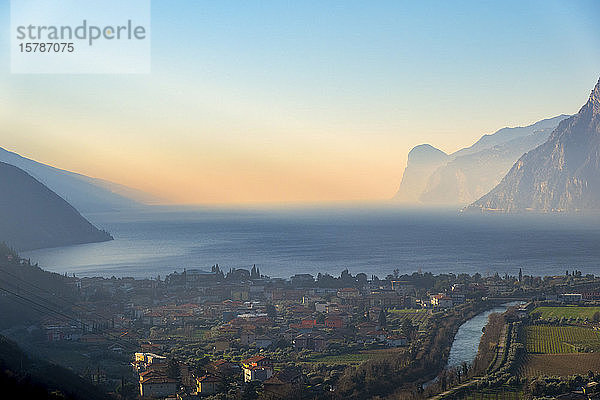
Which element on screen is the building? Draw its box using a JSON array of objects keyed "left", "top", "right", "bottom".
[
  {"left": 290, "top": 274, "right": 315, "bottom": 287},
  {"left": 242, "top": 356, "right": 273, "bottom": 383},
  {"left": 185, "top": 269, "right": 219, "bottom": 287},
  {"left": 263, "top": 367, "right": 305, "bottom": 397},
  {"left": 133, "top": 352, "right": 167, "bottom": 372},
  {"left": 254, "top": 336, "right": 273, "bottom": 348},
  {"left": 583, "top": 292, "right": 600, "bottom": 301},
  {"left": 450, "top": 292, "right": 466, "bottom": 304},
  {"left": 243, "top": 365, "right": 273, "bottom": 383},
  {"left": 584, "top": 381, "right": 599, "bottom": 395},
  {"left": 337, "top": 287, "right": 360, "bottom": 300},
  {"left": 293, "top": 333, "right": 326, "bottom": 351},
  {"left": 240, "top": 332, "right": 256, "bottom": 346},
  {"left": 391, "top": 281, "right": 415, "bottom": 296},
  {"left": 207, "top": 359, "right": 240, "bottom": 377},
  {"left": 43, "top": 324, "right": 81, "bottom": 342},
  {"left": 430, "top": 294, "right": 453, "bottom": 308},
  {"left": 300, "top": 318, "right": 317, "bottom": 329},
  {"left": 366, "top": 290, "right": 406, "bottom": 307},
  {"left": 196, "top": 375, "right": 220, "bottom": 395},
  {"left": 139, "top": 371, "right": 178, "bottom": 398},
  {"left": 325, "top": 316, "right": 345, "bottom": 329},
  {"left": 560, "top": 293, "right": 583, "bottom": 304},
  {"left": 385, "top": 334, "right": 407, "bottom": 347}
]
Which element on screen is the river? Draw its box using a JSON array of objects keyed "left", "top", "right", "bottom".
[{"left": 446, "top": 301, "right": 523, "bottom": 368}]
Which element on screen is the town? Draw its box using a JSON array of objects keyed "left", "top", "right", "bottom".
[{"left": 3, "top": 242, "right": 600, "bottom": 400}]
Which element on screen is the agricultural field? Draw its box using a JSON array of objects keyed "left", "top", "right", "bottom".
[
  {"left": 521, "top": 354, "right": 600, "bottom": 377},
  {"left": 302, "top": 348, "right": 404, "bottom": 366},
  {"left": 525, "top": 325, "right": 600, "bottom": 354},
  {"left": 166, "top": 327, "right": 209, "bottom": 339},
  {"left": 531, "top": 306, "right": 600, "bottom": 320},
  {"left": 389, "top": 308, "right": 430, "bottom": 327},
  {"left": 457, "top": 387, "right": 521, "bottom": 400}
]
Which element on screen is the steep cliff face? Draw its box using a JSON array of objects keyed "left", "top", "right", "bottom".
[
  {"left": 467, "top": 78, "right": 600, "bottom": 212},
  {"left": 0, "top": 162, "right": 113, "bottom": 250},
  {"left": 420, "top": 125, "right": 560, "bottom": 204},
  {"left": 394, "top": 144, "right": 449, "bottom": 203},
  {"left": 394, "top": 116, "right": 568, "bottom": 205}
]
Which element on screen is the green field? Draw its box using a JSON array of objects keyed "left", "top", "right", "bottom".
[
  {"left": 531, "top": 306, "right": 600, "bottom": 320},
  {"left": 303, "top": 349, "right": 404, "bottom": 366},
  {"left": 525, "top": 325, "right": 600, "bottom": 354},
  {"left": 389, "top": 308, "right": 430, "bottom": 327},
  {"left": 461, "top": 387, "right": 522, "bottom": 400}
]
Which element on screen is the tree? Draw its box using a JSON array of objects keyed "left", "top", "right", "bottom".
[
  {"left": 378, "top": 308, "right": 387, "bottom": 328},
  {"left": 316, "top": 313, "right": 325, "bottom": 324},
  {"left": 266, "top": 304, "right": 276, "bottom": 318},
  {"left": 401, "top": 319, "right": 415, "bottom": 340},
  {"left": 166, "top": 358, "right": 180, "bottom": 379},
  {"left": 115, "top": 378, "right": 136, "bottom": 399},
  {"left": 356, "top": 273, "right": 368, "bottom": 286},
  {"left": 241, "top": 381, "right": 262, "bottom": 400}
]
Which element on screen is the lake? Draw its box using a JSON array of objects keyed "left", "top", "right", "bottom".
[{"left": 22, "top": 206, "right": 600, "bottom": 279}]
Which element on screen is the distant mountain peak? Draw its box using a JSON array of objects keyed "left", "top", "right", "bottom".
[
  {"left": 466, "top": 76, "right": 600, "bottom": 212},
  {"left": 394, "top": 115, "right": 568, "bottom": 205},
  {"left": 407, "top": 144, "right": 447, "bottom": 163},
  {"left": 394, "top": 144, "right": 449, "bottom": 202}
]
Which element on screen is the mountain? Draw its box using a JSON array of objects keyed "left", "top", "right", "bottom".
[
  {"left": 0, "top": 162, "right": 113, "bottom": 250},
  {"left": 394, "top": 115, "right": 569, "bottom": 205},
  {"left": 467, "top": 78, "right": 600, "bottom": 212},
  {"left": 419, "top": 118, "right": 567, "bottom": 204},
  {"left": 394, "top": 144, "right": 449, "bottom": 203},
  {"left": 0, "top": 146, "right": 158, "bottom": 213},
  {"left": 451, "top": 115, "right": 570, "bottom": 159},
  {"left": 0, "top": 243, "right": 78, "bottom": 328},
  {"left": 0, "top": 335, "right": 110, "bottom": 400}
]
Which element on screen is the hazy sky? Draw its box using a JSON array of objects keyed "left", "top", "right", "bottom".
[{"left": 1, "top": 1, "right": 600, "bottom": 204}]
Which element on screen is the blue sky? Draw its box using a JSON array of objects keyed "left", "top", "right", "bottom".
[{"left": 0, "top": 1, "right": 599, "bottom": 203}]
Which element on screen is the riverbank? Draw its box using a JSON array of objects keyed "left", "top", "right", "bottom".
[
  {"left": 447, "top": 303, "right": 521, "bottom": 369},
  {"left": 333, "top": 299, "right": 498, "bottom": 399},
  {"left": 428, "top": 303, "right": 526, "bottom": 400}
]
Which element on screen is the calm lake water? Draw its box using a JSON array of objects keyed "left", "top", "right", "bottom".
[{"left": 22, "top": 206, "right": 600, "bottom": 279}]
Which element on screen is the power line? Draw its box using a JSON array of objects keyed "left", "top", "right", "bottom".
[
  {"left": 0, "top": 266, "right": 121, "bottom": 325},
  {"left": 0, "top": 265, "right": 145, "bottom": 351},
  {"left": 0, "top": 284, "right": 139, "bottom": 352}
]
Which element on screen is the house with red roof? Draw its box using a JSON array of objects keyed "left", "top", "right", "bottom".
[
  {"left": 241, "top": 356, "right": 273, "bottom": 383},
  {"left": 196, "top": 375, "right": 220, "bottom": 395}
]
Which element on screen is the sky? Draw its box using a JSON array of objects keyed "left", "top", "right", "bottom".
[{"left": 1, "top": 0, "right": 600, "bottom": 205}]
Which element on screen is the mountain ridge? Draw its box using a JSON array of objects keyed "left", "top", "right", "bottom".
[
  {"left": 0, "top": 146, "right": 160, "bottom": 214},
  {"left": 0, "top": 161, "right": 113, "bottom": 250},
  {"left": 394, "top": 144, "right": 449, "bottom": 203},
  {"left": 467, "top": 77, "right": 600, "bottom": 212},
  {"left": 395, "top": 115, "right": 569, "bottom": 204}
]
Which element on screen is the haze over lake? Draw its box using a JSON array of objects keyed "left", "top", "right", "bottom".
[{"left": 23, "top": 207, "right": 600, "bottom": 279}]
